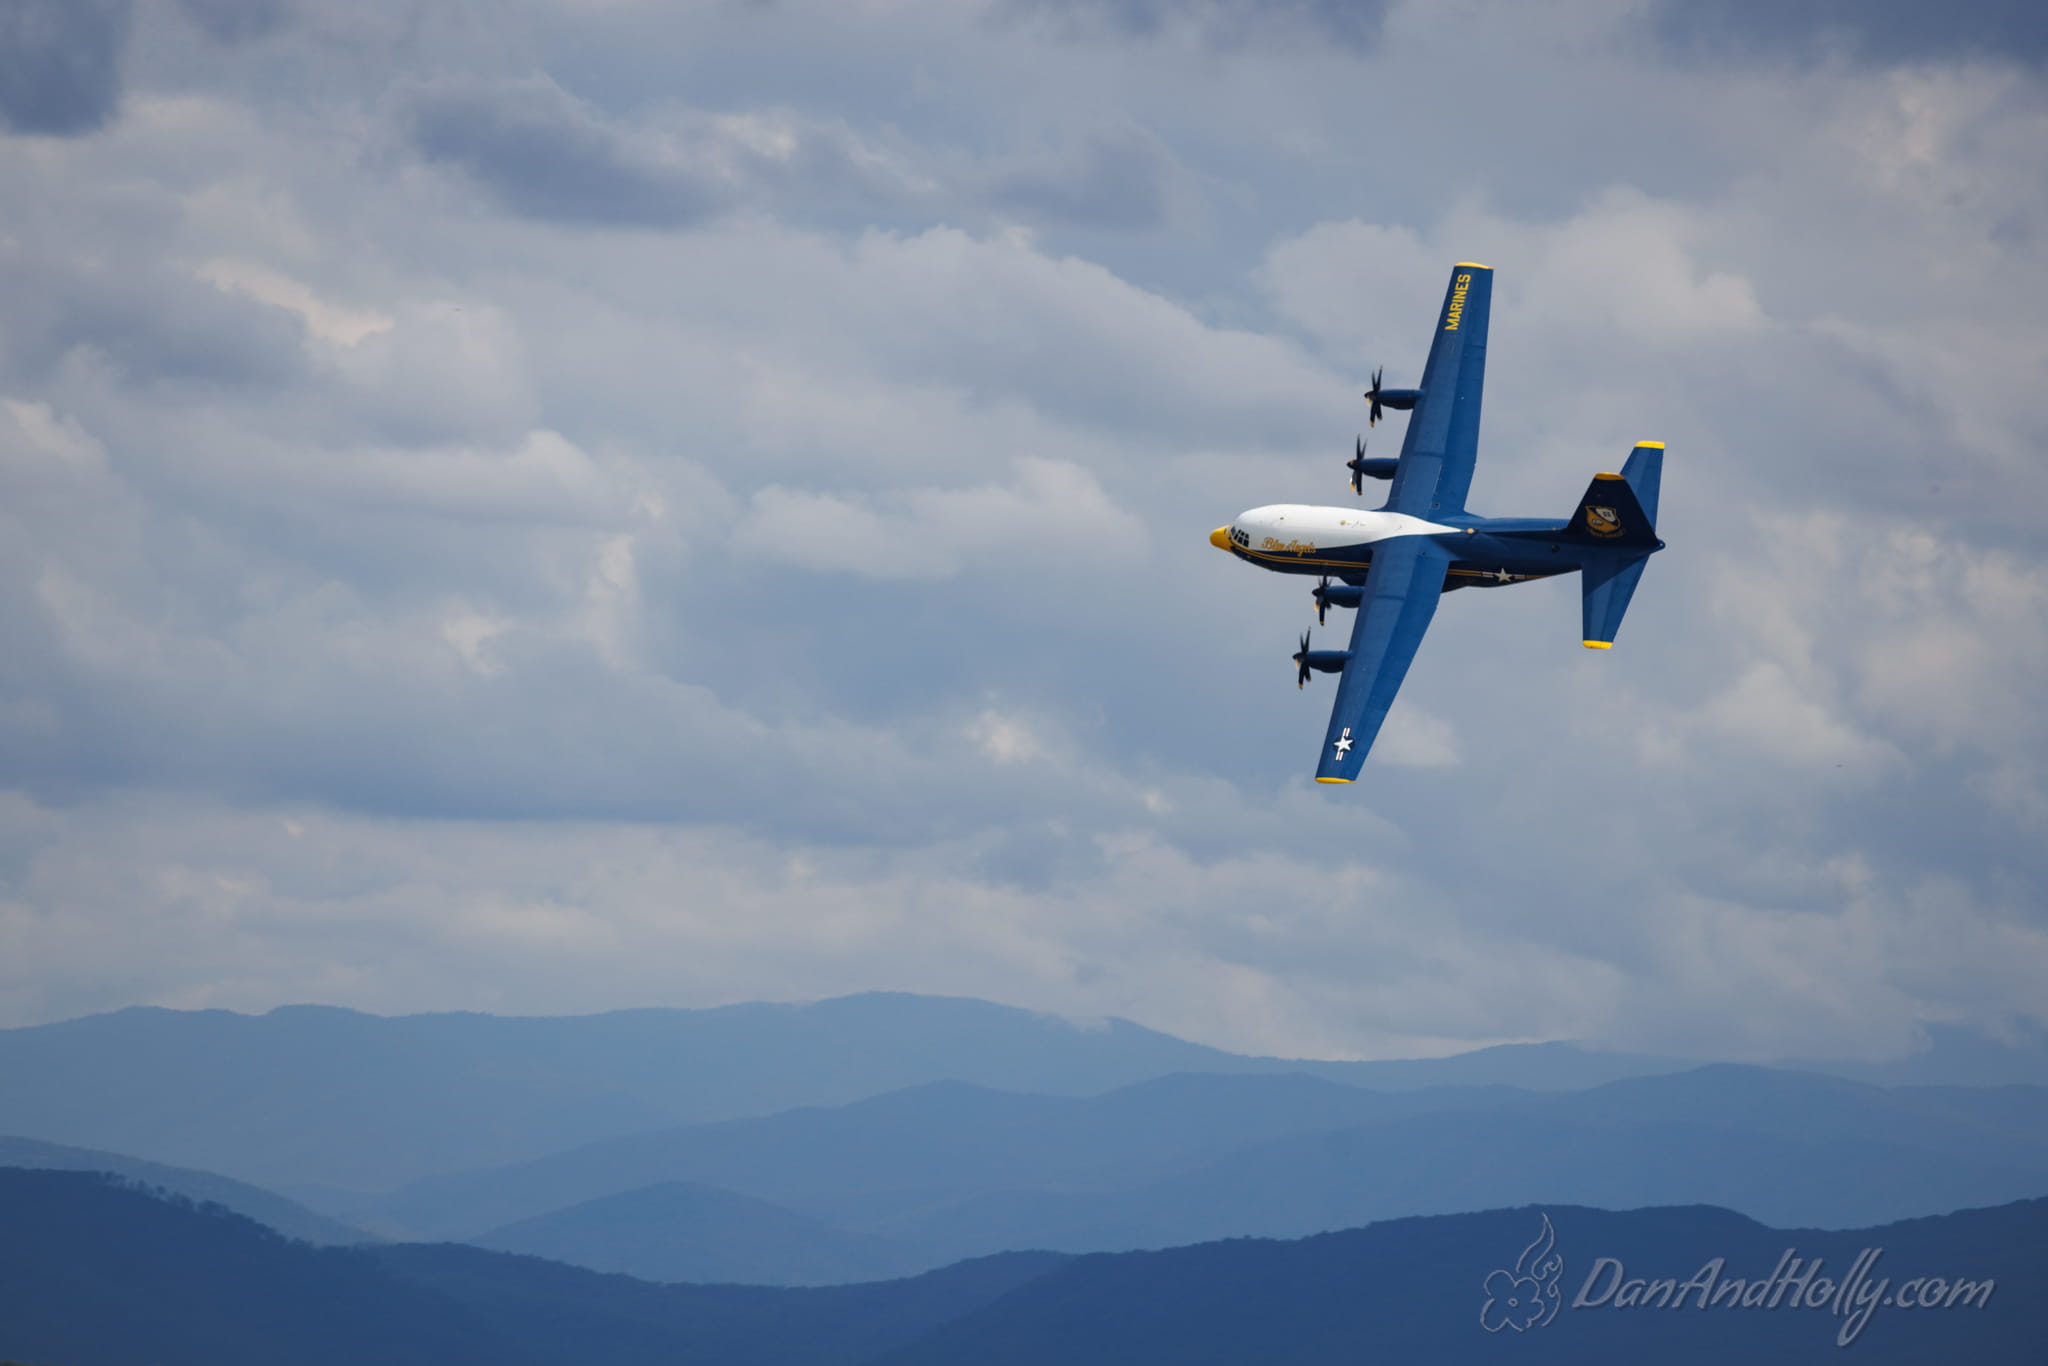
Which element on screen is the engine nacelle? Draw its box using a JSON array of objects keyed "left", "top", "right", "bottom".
[
  {"left": 1300, "top": 650, "right": 1350, "bottom": 674},
  {"left": 1348, "top": 457, "right": 1398, "bottom": 481},
  {"left": 1375, "top": 388, "right": 1423, "bottom": 410},
  {"left": 1313, "top": 583, "right": 1365, "bottom": 611}
]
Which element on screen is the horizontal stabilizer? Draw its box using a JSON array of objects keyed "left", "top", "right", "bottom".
[{"left": 1582, "top": 550, "right": 1652, "bottom": 648}]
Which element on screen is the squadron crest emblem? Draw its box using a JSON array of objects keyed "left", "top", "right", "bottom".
[{"left": 1584, "top": 505, "right": 1623, "bottom": 538}]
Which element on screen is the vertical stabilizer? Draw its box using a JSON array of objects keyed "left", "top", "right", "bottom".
[{"left": 1619, "top": 441, "right": 1664, "bottom": 524}]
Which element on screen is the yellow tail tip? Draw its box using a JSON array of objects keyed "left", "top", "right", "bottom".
[
  {"left": 1583, "top": 640, "right": 1613, "bottom": 649},
  {"left": 1315, "top": 776, "right": 1353, "bottom": 784}
]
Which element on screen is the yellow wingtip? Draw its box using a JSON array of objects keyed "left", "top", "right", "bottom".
[
  {"left": 1593, "top": 472, "right": 1625, "bottom": 481},
  {"left": 1453, "top": 261, "right": 1491, "bottom": 270},
  {"left": 1315, "top": 776, "right": 1353, "bottom": 784},
  {"left": 1635, "top": 440, "right": 1665, "bottom": 449},
  {"left": 1583, "top": 640, "right": 1613, "bottom": 649}
]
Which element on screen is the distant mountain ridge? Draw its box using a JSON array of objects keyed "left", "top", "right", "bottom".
[
  {"left": 0, "top": 1135, "right": 371, "bottom": 1246},
  {"left": 8, "top": 991, "right": 2039, "bottom": 1195},
  {"left": 470, "top": 1180, "right": 933, "bottom": 1285},
  {"left": 3, "top": 1167, "right": 2042, "bottom": 1365},
  {"left": 0, "top": 992, "right": 1687, "bottom": 1191},
  {"left": 0, "top": 1168, "right": 1064, "bottom": 1366},
  {"left": 360, "top": 1065, "right": 2048, "bottom": 1284}
]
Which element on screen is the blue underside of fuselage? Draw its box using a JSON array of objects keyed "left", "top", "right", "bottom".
[{"left": 1228, "top": 520, "right": 1585, "bottom": 585}]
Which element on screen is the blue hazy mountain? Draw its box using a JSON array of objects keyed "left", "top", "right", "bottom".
[
  {"left": 889, "top": 1106, "right": 2046, "bottom": 1268},
  {"left": 876, "top": 1200, "right": 2047, "bottom": 1365},
  {"left": 0, "top": 1134, "right": 372, "bottom": 1246},
  {"left": 0, "top": 1166, "right": 1064, "bottom": 1366},
  {"left": 0, "top": 993, "right": 1696, "bottom": 1192},
  {"left": 360, "top": 1066, "right": 2048, "bottom": 1284},
  {"left": 7, "top": 992, "right": 2040, "bottom": 1194},
  {"left": 373, "top": 1072, "right": 1515, "bottom": 1239},
  {"left": 469, "top": 1180, "right": 932, "bottom": 1285},
  {"left": 4, "top": 1166, "right": 2042, "bottom": 1364}
]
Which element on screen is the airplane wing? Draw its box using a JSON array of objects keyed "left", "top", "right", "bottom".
[
  {"left": 1315, "top": 536, "right": 1451, "bottom": 782},
  {"left": 1383, "top": 263, "right": 1494, "bottom": 518}
]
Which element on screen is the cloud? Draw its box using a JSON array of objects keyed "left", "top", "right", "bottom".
[
  {"left": 986, "top": 122, "right": 1184, "bottom": 231},
  {"left": 399, "top": 73, "right": 728, "bottom": 228},
  {"left": 1645, "top": 0, "right": 2048, "bottom": 69},
  {"left": 173, "top": 0, "right": 292, "bottom": 45},
  {"left": 395, "top": 73, "right": 938, "bottom": 230},
  {"left": 0, "top": 0, "right": 134, "bottom": 136},
  {"left": 1007, "top": 0, "right": 1393, "bottom": 52},
  {"left": 735, "top": 458, "right": 1148, "bottom": 580},
  {"left": 194, "top": 259, "right": 393, "bottom": 346}
]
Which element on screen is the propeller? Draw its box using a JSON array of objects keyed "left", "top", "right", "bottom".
[
  {"left": 1364, "top": 367, "right": 1385, "bottom": 427},
  {"left": 1347, "top": 436, "right": 1367, "bottom": 494},
  {"left": 1294, "top": 631, "right": 1313, "bottom": 689},
  {"left": 1314, "top": 577, "right": 1331, "bottom": 626}
]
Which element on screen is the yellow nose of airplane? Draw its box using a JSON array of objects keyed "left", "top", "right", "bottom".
[{"left": 1210, "top": 525, "right": 1232, "bottom": 551}]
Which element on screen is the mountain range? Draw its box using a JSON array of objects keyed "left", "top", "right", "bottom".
[
  {"left": 3, "top": 1168, "right": 2040, "bottom": 1365},
  {"left": 5, "top": 992, "right": 2047, "bottom": 1291},
  {"left": 355, "top": 1064, "right": 2048, "bottom": 1283},
  {"left": 5, "top": 992, "right": 2042, "bottom": 1194}
]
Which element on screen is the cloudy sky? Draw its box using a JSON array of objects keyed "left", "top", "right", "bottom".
[{"left": 1, "top": 0, "right": 2044, "bottom": 1062}]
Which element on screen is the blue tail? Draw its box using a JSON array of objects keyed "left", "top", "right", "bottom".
[
  {"left": 1620, "top": 441, "right": 1664, "bottom": 522},
  {"left": 1577, "top": 442, "right": 1666, "bottom": 648}
]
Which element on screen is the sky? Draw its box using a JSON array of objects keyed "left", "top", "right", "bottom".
[{"left": 1, "top": 0, "right": 2044, "bottom": 1062}]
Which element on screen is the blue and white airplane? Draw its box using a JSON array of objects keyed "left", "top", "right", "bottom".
[{"left": 1209, "top": 263, "right": 1667, "bottom": 783}]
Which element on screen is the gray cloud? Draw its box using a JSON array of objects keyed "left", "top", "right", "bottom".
[
  {"left": 173, "top": 0, "right": 291, "bottom": 45},
  {"left": 396, "top": 72, "right": 942, "bottom": 231},
  {"left": 0, "top": 0, "right": 133, "bottom": 135},
  {"left": 399, "top": 74, "right": 727, "bottom": 228},
  {"left": 1647, "top": 0, "right": 2048, "bottom": 68},
  {"left": 1009, "top": 0, "right": 1392, "bottom": 51},
  {"left": 986, "top": 123, "right": 1181, "bottom": 231}
]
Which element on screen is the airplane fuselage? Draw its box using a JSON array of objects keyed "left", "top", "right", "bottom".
[{"left": 1212, "top": 504, "right": 1584, "bottom": 589}]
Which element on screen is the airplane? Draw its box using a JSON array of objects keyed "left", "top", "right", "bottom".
[{"left": 1209, "top": 262, "right": 1667, "bottom": 783}]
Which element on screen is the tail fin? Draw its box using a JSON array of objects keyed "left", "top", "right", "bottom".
[
  {"left": 1619, "top": 441, "right": 1664, "bottom": 523},
  {"left": 1575, "top": 445, "right": 1665, "bottom": 647},
  {"left": 1566, "top": 472, "right": 1658, "bottom": 548}
]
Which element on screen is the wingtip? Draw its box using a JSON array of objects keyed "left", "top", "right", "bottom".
[
  {"left": 1583, "top": 640, "right": 1614, "bottom": 650},
  {"left": 1314, "top": 776, "right": 1354, "bottom": 784}
]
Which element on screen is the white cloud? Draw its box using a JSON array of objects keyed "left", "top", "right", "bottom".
[
  {"left": 736, "top": 456, "right": 1148, "bottom": 580},
  {"left": 195, "top": 258, "right": 394, "bottom": 346}
]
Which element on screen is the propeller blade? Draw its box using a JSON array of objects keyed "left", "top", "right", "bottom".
[
  {"left": 1365, "top": 367, "right": 1384, "bottom": 427},
  {"left": 1295, "top": 631, "right": 1312, "bottom": 689},
  {"left": 1316, "top": 577, "right": 1329, "bottom": 626}
]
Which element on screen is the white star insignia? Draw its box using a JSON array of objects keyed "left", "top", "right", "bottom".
[{"left": 1334, "top": 728, "right": 1353, "bottom": 757}]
